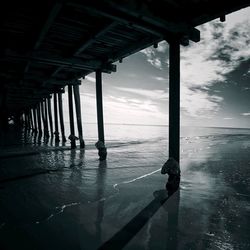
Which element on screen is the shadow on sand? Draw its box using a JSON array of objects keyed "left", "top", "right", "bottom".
[{"left": 98, "top": 188, "right": 180, "bottom": 250}]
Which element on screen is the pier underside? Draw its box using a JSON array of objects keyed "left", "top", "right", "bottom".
[{"left": 1, "top": 1, "right": 250, "bottom": 249}]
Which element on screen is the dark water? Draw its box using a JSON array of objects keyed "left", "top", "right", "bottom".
[{"left": 0, "top": 125, "right": 250, "bottom": 249}]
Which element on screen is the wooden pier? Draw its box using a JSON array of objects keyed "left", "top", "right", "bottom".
[{"left": 0, "top": 0, "right": 249, "bottom": 162}]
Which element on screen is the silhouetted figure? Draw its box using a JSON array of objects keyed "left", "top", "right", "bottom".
[{"left": 161, "top": 157, "right": 180, "bottom": 193}]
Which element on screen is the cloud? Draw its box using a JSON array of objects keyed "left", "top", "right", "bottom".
[
  {"left": 180, "top": 87, "right": 223, "bottom": 118},
  {"left": 84, "top": 75, "right": 95, "bottom": 83},
  {"left": 138, "top": 12, "right": 250, "bottom": 120},
  {"left": 241, "top": 112, "right": 250, "bottom": 116},
  {"left": 140, "top": 47, "right": 163, "bottom": 69},
  {"left": 223, "top": 117, "right": 233, "bottom": 120},
  {"left": 152, "top": 76, "right": 168, "bottom": 81},
  {"left": 116, "top": 87, "right": 168, "bottom": 100}
]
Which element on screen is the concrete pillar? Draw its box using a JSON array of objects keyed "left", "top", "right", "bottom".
[
  {"left": 168, "top": 41, "right": 180, "bottom": 163},
  {"left": 53, "top": 93, "right": 60, "bottom": 143},
  {"left": 73, "top": 84, "right": 85, "bottom": 148},
  {"left": 68, "top": 85, "right": 76, "bottom": 149},
  {"left": 47, "top": 97, "right": 54, "bottom": 137},
  {"left": 58, "top": 92, "right": 67, "bottom": 142},
  {"left": 95, "top": 70, "right": 107, "bottom": 160}
]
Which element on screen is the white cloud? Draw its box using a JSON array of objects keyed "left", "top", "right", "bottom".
[
  {"left": 116, "top": 87, "right": 168, "bottom": 100},
  {"left": 84, "top": 75, "right": 95, "bottom": 83},
  {"left": 156, "top": 41, "right": 168, "bottom": 53},
  {"left": 241, "top": 112, "right": 250, "bottom": 116},
  {"left": 180, "top": 87, "right": 223, "bottom": 118},
  {"left": 223, "top": 117, "right": 233, "bottom": 120},
  {"left": 152, "top": 76, "right": 168, "bottom": 81},
  {"left": 140, "top": 47, "right": 162, "bottom": 69}
]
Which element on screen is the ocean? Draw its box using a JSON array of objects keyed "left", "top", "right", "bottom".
[{"left": 0, "top": 124, "right": 250, "bottom": 249}]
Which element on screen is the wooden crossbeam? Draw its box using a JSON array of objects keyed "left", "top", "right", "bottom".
[
  {"left": 49, "top": 21, "right": 117, "bottom": 81},
  {"left": 20, "top": 3, "right": 62, "bottom": 85},
  {"left": 69, "top": 2, "right": 200, "bottom": 44},
  {"left": 5, "top": 51, "right": 117, "bottom": 73}
]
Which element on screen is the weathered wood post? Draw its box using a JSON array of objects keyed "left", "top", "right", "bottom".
[
  {"left": 53, "top": 92, "right": 60, "bottom": 143},
  {"left": 58, "top": 92, "right": 67, "bottom": 142},
  {"left": 73, "top": 83, "right": 85, "bottom": 148},
  {"left": 32, "top": 108, "right": 38, "bottom": 133},
  {"left": 161, "top": 39, "right": 181, "bottom": 193},
  {"left": 47, "top": 96, "right": 54, "bottom": 138},
  {"left": 68, "top": 84, "right": 76, "bottom": 149},
  {"left": 169, "top": 40, "right": 180, "bottom": 163},
  {"left": 95, "top": 70, "right": 107, "bottom": 160},
  {"left": 37, "top": 104, "right": 42, "bottom": 136},
  {"left": 44, "top": 100, "right": 49, "bottom": 138}
]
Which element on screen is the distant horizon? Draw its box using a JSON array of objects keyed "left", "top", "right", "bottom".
[{"left": 64, "top": 121, "right": 250, "bottom": 130}]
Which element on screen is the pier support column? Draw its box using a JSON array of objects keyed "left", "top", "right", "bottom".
[
  {"left": 169, "top": 40, "right": 180, "bottom": 163},
  {"left": 68, "top": 85, "right": 76, "bottom": 149},
  {"left": 58, "top": 92, "right": 66, "bottom": 142},
  {"left": 37, "top": 104, "right": 42, "bottom": 136},
  {"left": 40, "top": 101, "right": 46, "bottom": 137},
  {"left": 73, "top": 84, "right": 85, "bottom": 148},
  {"left": 25, "top": 111, "right": 29, "bottom": 130},
  {"left": 44, "top": 100, "right": 49, "bottom": 138},
  {"left": 29, "top": 109, "right": 34, "bottom": 132},
  {"left": 32, "top": 108, "right": 38, "bottom": 133},
  {"left": 54, "top": 93, "right": 60, "bottom": 143},
  {"left": 95, "top": 70, "right": 107, "bottom": 160},
  {"left": 47, "top": 97, "right": 54, "bottom": 138},
  {"left": 161, "top": 39, "right": 181, "bottom": 193}
]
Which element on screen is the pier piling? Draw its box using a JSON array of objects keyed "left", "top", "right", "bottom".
[
  {"left": 96, "top": 70, "right": 107, "bottom": 160},
  {"left": 37, "top": 104, "right": 42, "bottom": 137},
  {"left": 58, "top": 92, "right": 67, "bottom": 143},
  {"left": 68, "top": 85, "right": 76, "bottom": 149},
  {"left": 53, "top": 93, "right": 60, "bottom": 143},
  {"left": 44, "top": 100, "right": 49, "bottom": 138},
  {"left": 168, "top": 40, "right": 180, "bottom": 163},
  {"left": 47, "top": 97, "right": 54, "bottom": 138},
  {"left": 73, "top": 84, "right": 85, "bottom": 148}
]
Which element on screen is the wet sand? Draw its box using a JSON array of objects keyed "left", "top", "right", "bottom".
[{"left": 0, "top": 128, "right": 250, "bottom": 250}]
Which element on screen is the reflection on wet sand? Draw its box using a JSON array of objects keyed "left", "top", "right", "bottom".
[{"left": 0, "top": 126, "right": 250, "bottom": 249}]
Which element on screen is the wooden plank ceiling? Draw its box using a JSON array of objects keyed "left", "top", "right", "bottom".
[{"left": 0, "top": 0, "right": 249, "bottom": 113}]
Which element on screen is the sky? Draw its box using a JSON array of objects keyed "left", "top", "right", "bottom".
[{"left": 64, "top": 7, "right": 250, "bottom": 128}]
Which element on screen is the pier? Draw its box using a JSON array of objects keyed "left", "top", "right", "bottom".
[{"left": 0, "top": 1, "right": 249, "bottom": 249}]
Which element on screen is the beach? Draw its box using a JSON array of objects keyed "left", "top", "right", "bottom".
[{"left": 0, "top": 124, "right": 250, "bottom": 249}]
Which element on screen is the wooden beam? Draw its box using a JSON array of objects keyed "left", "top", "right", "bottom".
[
  {"left": 69, "top": 2, "right": 200, "bottom": 43},
  {"left": 5, "top": 52, "right": 116, "bottom": 72},
  {"left": 74, "top": 21, "right": 117, "bottom": 56},
  {"left": 20, "top": 3, "right": 62, "bottom": 84},
  {"left": 34, "top": 3, "right": 62, "bottom": 50}
]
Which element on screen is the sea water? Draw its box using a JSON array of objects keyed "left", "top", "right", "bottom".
[{"left": 1, "top": 124, "right": 250, "bottom": 249}]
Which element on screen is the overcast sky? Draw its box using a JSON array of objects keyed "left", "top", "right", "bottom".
[{"left": 64, "top": 7, "right": 250, "bottom": 128}]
